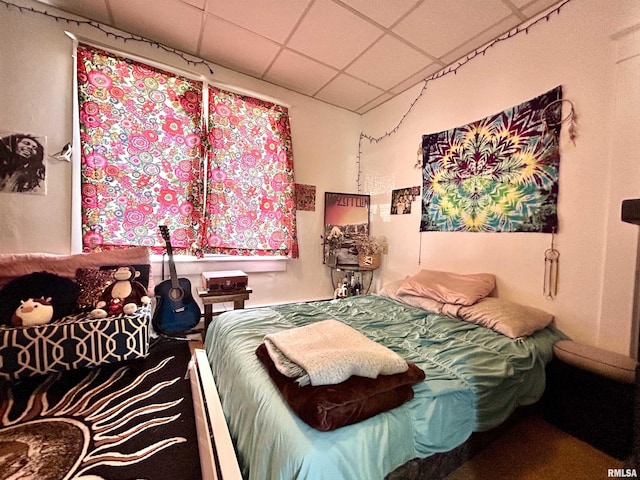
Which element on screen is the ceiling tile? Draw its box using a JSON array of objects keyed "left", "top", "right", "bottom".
[
  {"left": 356, "top": 92, "right": 394, "bottom": 114},
  {"left": 390, "top": 62, "right": 442, "bottom": 95},
  {"left": 181, "top": 0, "right": 205, "bottom": 9},
  {"left": 393, "top": 0, "right": 512, "bottom": 58},
  {"left": 30, "top": 0, "right": 570, "bottom": 113},
  {"left": 520, "top": 0, "right": 567, "bottom": 17},
  {"left": 264, "top": 49, "right": 338, "bottom": 96},
  {"left": 314, "top": 74, "right": 385, "bottom": 111},
  {"left": 36, "top": 0, "right": 112, "bottom": 24},
  {"left": 346, "top": 34, "right": 432, "bottom": 90},
  {"left": 340, "top": 0, "right": 420, "bottom": 28},
  {"left": 287, "top": 0, "right": 383, "bottom": 69},
  {"left": 206, "top": 0, "right": 311, "bottom": 44},
  {"left": 438, "top": 15, "right": 521, "bottom": 68},
  {"left": 110, "top": 0, "right": 203, "bottom": 55},
  {"left": 200, "top": 15, "right": 281, "bottom": 77}
]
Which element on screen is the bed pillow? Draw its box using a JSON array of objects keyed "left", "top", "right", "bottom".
[
  {"left": 256, "top": 343, "right": 425, "bottom": 431},
  {"left": 397, "top": 269, "right": 495, "bottom": 306},
  {"left": 0, "top": 247, "right": 151, "bottom": 288},
  {"left": 377, "top": 278, "right": 406, "bottom": 300},
  {"left": 457, "top": 297, "right": 554, "bottom": 339},
  {"left": 394, "top": 293, "right": 462, "bottom": 317},
  {"left": 75, "top": 268, "right": 117, "bottom": 311}
]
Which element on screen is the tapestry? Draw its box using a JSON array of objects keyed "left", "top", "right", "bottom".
[
  {"left": 420, "top": 86, "right": 562, "bottom": 233},
  {"left": 0, "top": 338, "right": 201, "bottom": 480}
]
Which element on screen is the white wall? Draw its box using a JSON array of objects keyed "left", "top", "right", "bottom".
[
  {"left": 360, "top": 0, "right": 640, "bottom": 356},
  {"left": 0, "top": 0, "right": 361, "bottom": 306}
]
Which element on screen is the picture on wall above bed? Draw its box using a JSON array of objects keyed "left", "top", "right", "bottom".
[
  {"left": 391, "top": 186, "right": 420, "bottom": 215},
  {"left": 0, "top": 130, "right": 47, "bottom": 195},
  {"left": 420, "top": 85, "right": 562, "bottom": 233},
  {"left": 324, "top": 192, "right": 370, "bottom": 266}
]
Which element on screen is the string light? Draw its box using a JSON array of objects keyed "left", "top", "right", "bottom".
[
  {"left": 356, "top": 0, "right": 572, "bottom": 192},
  {"left": 1, "top": 0, "right": 216, "bottom": 74}
]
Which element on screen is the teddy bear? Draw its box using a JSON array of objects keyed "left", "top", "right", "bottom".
[
  {"left": 89, "top": 266, "right": 150, "bottom": 319},
  {"left": 11, "top": 297, "right": 54, "bottom": 327}
]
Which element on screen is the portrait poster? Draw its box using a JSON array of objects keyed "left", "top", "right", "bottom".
[
  {"left": 420, "top": 86, "right": 562, "bottom": 232},
  {"left": 324, "top": 192, "right": 370, "bottom": 265},
  {"left": 391, "top": 186, "right": 420, "bottom": 215},
  {"left": 0, "top": 130, "right": 47, "bottom": 195}
]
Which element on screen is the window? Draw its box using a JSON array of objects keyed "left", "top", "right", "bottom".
[{"left": 77, "top": 45, "right": 298, "bottom": 258}]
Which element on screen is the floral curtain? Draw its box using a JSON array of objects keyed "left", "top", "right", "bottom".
[
  {"left": 77, "top": 45, "right": 204, "bottom": 254},
  {"left": 203, "top": 87, "right": 298, "bottom": 257}
]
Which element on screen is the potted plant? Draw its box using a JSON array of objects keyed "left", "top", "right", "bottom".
[{"left": 354, "top": 235, "right": 385, "bottom": 269}]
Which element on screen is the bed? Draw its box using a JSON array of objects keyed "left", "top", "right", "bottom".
[{"left": 203, "top": 276, "right": 564, "bottom": 480}]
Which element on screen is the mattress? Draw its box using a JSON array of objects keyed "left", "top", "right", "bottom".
[{"left": 204, "top": 295, "right": 563, "bottom": 480}]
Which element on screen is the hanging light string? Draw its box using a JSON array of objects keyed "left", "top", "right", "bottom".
[
  {"left": 1, "top": 0, "right": 216, "bottom": 74},
  {"left": 356, "top": 0, "right": 572, "bottom": 192}
]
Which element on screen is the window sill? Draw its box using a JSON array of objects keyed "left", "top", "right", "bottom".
[{"left": 150, "top": 255, "right": 288, "bottom": 274}]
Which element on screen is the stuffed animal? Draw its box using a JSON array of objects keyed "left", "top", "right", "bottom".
[
  {"left": 0, "top": 271, "right": 80, "bottom": 326},
  {"left": 11, "top": 297, "right": 54, "bottom": 327},
  {"left": 89, "top": 266, "right": 150, "bottom": 319}
]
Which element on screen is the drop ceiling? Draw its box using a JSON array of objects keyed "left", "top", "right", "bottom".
[{"left": 33, "top": 0, "right": 565, "bottom": 114}]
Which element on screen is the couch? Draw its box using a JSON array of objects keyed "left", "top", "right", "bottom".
[{"left": 0, "top": 247, "right": 153, "bottom": 381}]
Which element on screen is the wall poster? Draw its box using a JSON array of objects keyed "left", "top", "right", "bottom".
[
  {"left": 324, "top": 192, "right": 370, "bottom": 266},
  {"left": 0, "top": 130, "right": 47, "bottom": 194},
  {"left": 391, "top": 186, "right": 420, "bottom": 214}
]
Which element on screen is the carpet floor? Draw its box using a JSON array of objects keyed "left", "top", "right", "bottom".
[
  {"left": 444, "top": 414, "right": 624, "bottom": 480},
  {"left": 0, "top": 337, "right": 201, "bottom": 480}
]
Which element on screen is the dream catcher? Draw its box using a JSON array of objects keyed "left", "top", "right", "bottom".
[
  {"left": 542, "top": 98, "right": 577, "bottom": 146},
  {"left": 543, "top": 228, "right": 560, "bottom": 299}
]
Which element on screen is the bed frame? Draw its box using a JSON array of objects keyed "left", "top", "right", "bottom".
[{"left": 189, "top": 348, "right": 242, "bottom": 480}]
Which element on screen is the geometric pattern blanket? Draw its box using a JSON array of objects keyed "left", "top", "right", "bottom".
[
  {"left": 420, "top": 86, "right": 562, "bottom": 233},
  {"left": 0, "top": 337, "right": 201, "bottom": 480}
]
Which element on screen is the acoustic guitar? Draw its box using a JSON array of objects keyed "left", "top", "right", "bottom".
[{"left": 152, "top": 225, "right": 201, "bottom": 335}]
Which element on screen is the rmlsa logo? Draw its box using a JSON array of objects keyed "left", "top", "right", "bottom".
[{"left": 608, "top": 469, "right": 638, "bottom": 478}]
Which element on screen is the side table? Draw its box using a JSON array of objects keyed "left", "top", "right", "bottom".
[
  {"left": 329, "top": 265, "right": 376, "bottom": 296},
  {"left": 197, "top": 287, "right": 253, "bottom": 336}
]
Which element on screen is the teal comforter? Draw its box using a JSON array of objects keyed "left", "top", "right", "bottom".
[{"left": 204, "top": 295, "right": 563, "bottom": 480}]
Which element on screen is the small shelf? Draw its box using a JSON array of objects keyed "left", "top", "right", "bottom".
[{"left": 329, "top": 265, "right": 377, "bottom": 297}]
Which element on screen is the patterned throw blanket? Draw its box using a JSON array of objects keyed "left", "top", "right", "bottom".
[{"left": 264, "top": 319, "right": 408, "bottom": 386}]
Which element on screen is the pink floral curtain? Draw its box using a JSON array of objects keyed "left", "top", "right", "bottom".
[
  {"left": 77, "top": 45, "right": 204, "bottom": 255},
  {"left": 204, "top": 87, "right": 298, "bottom": 257}
]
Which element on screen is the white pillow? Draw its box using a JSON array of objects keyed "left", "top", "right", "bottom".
[
  {"left": 397, "top": 269, "right": 495, "bottom": 306},
  {"left": 457, "top": 297, "right": 554, "bottom": 339}
]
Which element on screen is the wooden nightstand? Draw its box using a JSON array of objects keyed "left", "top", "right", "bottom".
[{"left": 197, "top": 287, "right": 253, "bottom": 336}]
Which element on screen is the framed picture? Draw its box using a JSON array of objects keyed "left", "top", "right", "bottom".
[
  {"left": 0, "top": 130, "right": 47, "bottom": 195},
  {"left": 324, "top": 192, "right": 370, "bottom": 266}
]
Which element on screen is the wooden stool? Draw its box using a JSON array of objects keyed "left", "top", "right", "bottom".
[{"left": 197, "top": 287, "right": 253, "bottom": 336}]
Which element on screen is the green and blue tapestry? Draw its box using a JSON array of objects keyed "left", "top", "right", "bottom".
[{"left": 420, "top": 86, "right": 562, "bottom": 233}]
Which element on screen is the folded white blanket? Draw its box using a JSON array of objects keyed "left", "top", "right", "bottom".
[{"left": 264, "top": 319, "right": 408, "bottom": 386}]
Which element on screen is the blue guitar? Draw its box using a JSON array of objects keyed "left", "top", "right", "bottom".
[{"left": 152, "top": 226, "right": 200, "bottom": 335}]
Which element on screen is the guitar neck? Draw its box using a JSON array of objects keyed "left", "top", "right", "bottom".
[{"left": 165, "top": 241, "right": 181, "bottom": 289}]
